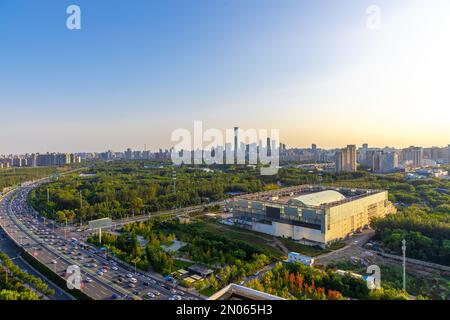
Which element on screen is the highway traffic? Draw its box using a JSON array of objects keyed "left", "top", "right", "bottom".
[{"left": 0, "top": 183, "right": 201, "bottom": 301}]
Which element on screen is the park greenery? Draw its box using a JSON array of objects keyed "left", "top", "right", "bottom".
[
  {"left": 371, "top": 205, "right": 450, "bottom": 265},
  {"left": 0, "top": 252, "right": 54, "bottom": 300},
  {"left": 30, "top": 162, "right": 270, "bottom": 223},
  {"left": 246, "top": 261, "right": 408, "bottom": 300},
  {"left": 87, "top": 217, "right": 275, "bottom": 289},
  {"left": 329, "top": 260, "right": 449, "bottom": 300},
  {"left": 0, "top": 167, "right": 71, "bottom": 193}
]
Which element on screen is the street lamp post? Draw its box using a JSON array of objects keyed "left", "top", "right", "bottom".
[
  {"left": 65, "top": 218, "right": 68, "bottom": 240},
  {"left": 402, "top": 239, "right": 406, "bottom": 292},
  {"left": 4, "top": 269, "right": 8, "bottom": 284}
]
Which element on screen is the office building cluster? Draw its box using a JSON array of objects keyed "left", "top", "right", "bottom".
[
  {"left": 97, "top": 148, "right": 172, "bottom": 161},
  {"left": 333, "top": 144, "right": 450, "bottom": 173}
]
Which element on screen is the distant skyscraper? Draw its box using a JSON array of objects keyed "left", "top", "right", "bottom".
[
  {"left": 411, "top": 147, "right": 423, "bottom": 167},
  {"left": 234, "top": 127, "right": 238, "bottom": 165},
  {"left": 125, "top": 148, "right": 133, "bottom": 160},
  {"left": 448, "top": 144, "right": 450, "bottom": 164},
  {"left": 312, "top": 144, "right": 318, "bottom": 162}
]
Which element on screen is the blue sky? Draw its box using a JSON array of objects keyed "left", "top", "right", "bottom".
[{"left": 0, "top": 0, "right": 448, "bottom": 153}]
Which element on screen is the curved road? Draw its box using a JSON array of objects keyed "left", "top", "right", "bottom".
[{"left": 1, "top": 182, "right": 202, "bottom": 300}]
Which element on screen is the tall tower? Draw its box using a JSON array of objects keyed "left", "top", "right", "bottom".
[
  {"left": 234, "top": 127, "right": 238, "bottom": 164},
  {"left": 312, "top": 144, "right": 317, "bottom": 162}
]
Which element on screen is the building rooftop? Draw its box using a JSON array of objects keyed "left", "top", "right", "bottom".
[
  {"left": 290, "top": 190, "right": 346, "bottom": 206},
  {"left": 208, "top": 284, "right": 286, "bottom": 300},
  {"left": 234, "top": 185, "right": 380, "bottom": 208},
  {"left": 187, "top": 264, "right": 214, "bottom": 276}
]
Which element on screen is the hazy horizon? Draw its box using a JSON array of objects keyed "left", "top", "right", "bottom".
[{"left": 1, "top": 0, "right": 449, "bottom": 154}]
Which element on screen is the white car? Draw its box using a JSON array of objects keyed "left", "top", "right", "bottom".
[
  {"left": 85, "top": 277, "right": 93, "bottom": 283},
  {"left": 111, "top": 266, "right": 118, "bottom": 271},
  {"left": 129, "top": 278, "right": 137, "bottom": 284},
  {"left": 146, "top": 292, "right": 155, "bottom": 298},
  {"left": 126, "top": 274, "right": 133, "bottom": 278}
]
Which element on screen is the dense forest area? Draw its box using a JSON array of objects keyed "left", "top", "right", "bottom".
[
  {"left": 371, "top": 205, "right": 450, "bottom": 265},
  {"left": 30, "top": 162, "right": 269, "bottom": 223}
]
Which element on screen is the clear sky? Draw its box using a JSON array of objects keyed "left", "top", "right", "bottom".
[{"left": 0, "top": 0, "right": 449, "bottom": 154}]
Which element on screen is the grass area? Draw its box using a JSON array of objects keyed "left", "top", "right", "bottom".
[
  {"left": 173, "top": 259, "right": 193, "bottom": 270},
  {"left": 278, "top": 238, "right": 329, "bottom": 257},
  {"left": 199, "top": 286, "right": 218, "bottom": 297},
  {"left": 327, "top": 241, "right": 347, "bottom": 251},
  {"left": 197, "top": 217, "right": 337, "bottom": 258},
  {"left": 195, "top": 218, "right": 284, "bottom": 258},
  {"left": 160, "top": 240, "right": 174, "bottom": 246}
]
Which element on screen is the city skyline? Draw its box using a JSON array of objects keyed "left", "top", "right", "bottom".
[
  {"left": 1, "top": 0, "right": 449, "bottom": 154},
  {"left": 1, "top": 142, "right": 450, "bottom": 157}
]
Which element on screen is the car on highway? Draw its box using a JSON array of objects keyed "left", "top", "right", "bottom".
[{"left": 129, "top": 278, "right": 137, "bottom": 284}]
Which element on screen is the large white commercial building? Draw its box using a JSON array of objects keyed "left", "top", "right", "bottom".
[{"left": 232, "top": 185, "right": 396, "bottom": 247}]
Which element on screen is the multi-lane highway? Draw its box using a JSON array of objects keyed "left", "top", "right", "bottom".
[{"left": 0, "top": 183, "right": 201, "bottom": 300}]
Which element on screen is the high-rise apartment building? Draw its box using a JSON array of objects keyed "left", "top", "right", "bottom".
[
  {"left": 335, "top": 145, "right": 357, "bottom": 172},
  {"left": 402, "top": 146, "right": 423, "bottom": 168},
  {"left": 381, "top": 152, "right": 399, "bottom": 173},
  {"left": 448, "top": 145, "right": 450, "bottom": 164}
]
